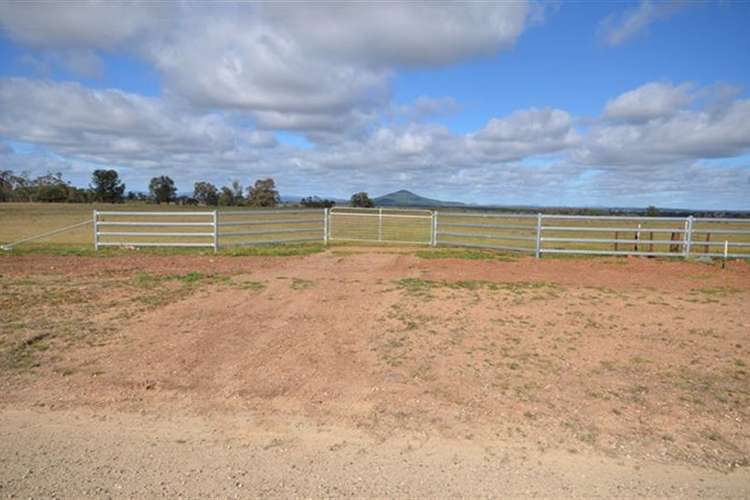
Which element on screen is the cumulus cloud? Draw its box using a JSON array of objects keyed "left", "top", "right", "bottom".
[
  {"left": 260, "top": 2, "right": 529, "bottom": 67},
  {"left": 603, "top": 82, "right": 694, "bottom": 123},
  {"left": 147, "top": 16, "right": 391, "bottom": 116},
  {"left": 1, "top": 76, "right": 748, "bottom": 207},
  {"left": 468, "top": 108, "right": 580, "bottom": 161},
  {"left": 0, "top": 1, "right": 532, "bottom": 139},
  {"left": 598, "top": 0, "right": 689, "bottom": 46},
  {"left": 146, "top": 2, "right": 530, "bottom": 137},
  {"left": 0, "top": 0, "right": 747, "bottom": 211},
  {"left": 0, "top": 78, "right": 260, "bottom": 167},
  {"left": 576, "top": 84, "right": 750, "bottom": 166},
  {"left": 0, "top": 1, "right": 165, "bottom": 49}
]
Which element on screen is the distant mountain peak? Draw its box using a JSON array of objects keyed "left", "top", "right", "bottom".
[{"left": 373, "top": 189, "right": 464, "bottom": 208}]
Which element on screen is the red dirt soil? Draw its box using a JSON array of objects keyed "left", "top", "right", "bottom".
[{"left": 1, "top": 251, "right": 749, "bottom": 496}]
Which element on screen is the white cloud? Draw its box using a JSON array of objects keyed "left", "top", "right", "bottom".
[
  {"left": 2, "top": 78, "right": 748, "bottom": 204},
  {"left": 0, "top": 1, "right": 165, "bottom": 49},
  {"left": 0, "top": 1, "right": 531, "bottom": 138},
  {"left": 468, "top": 108, "right": 580, "bottom": 161},
  {"left": 598, "top": 0, "right": 689, "bottom": 46},
  {"left": 0, "top": 78, "right": 258, "bottom": 167},
  {"left": 603, "top": 82, "right": 693, "bottom": 123},
  {"left": 576, "top": 87, "right": 750, "bottom": 166},
  {"left": 261, "top": 2, "right": 530, "bottom": 67}
]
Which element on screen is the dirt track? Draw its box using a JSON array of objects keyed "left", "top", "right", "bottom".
[
  {"left": 2, "top": 408, "right": 748, "bottom": 498},
  {"left": 1, "top": 250, "right": 749, "bottom": 497}
]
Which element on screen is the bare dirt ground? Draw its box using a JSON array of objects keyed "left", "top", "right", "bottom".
[{"left": 1, "top": 250, "right": 749, "bottom": 497}]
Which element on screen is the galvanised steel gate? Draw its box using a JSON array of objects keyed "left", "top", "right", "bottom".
[
  {"left": 327, "top": 207, "right": 435, "bottom": 245},
  {"left": 93, "top": 209, "right": 326, "bottom": 251}
]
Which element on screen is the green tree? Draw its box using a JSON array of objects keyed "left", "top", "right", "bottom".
[
  {"left": 300, "top": 196, "right": 336, "bottom": 208},
  {"left": 646, "top": 205, "right": 659, "bottom": 217},
  {"left": 66, "top": 187, "right": 93, "bottom": 203},
  {"left": 6, "top": 172, "right": 33, "bottom": 202},
  {"left": 149, "top": 176, "right": 177, "bottom": 204},
  {"left": 91, "top": 169, "right": 125, "bottom": 203},
  {"left": 34, "top": 183, "right": 69, "bottom": 202},
  {"left": 231, "top": 180, "right": 245, "bottom": 205},
  {"left": 0, "top": 170, "right": 17, "bottom": 202},
  {"left": 247, "top": 178, "right": 280, "bottom": 207},
  {"left": 193, "top": 181, "right": 219, "bottom": 206},
  {"left": 218, "top": 186, "right": 235, "bottom": 206},
  {"left": 350, "top": 192, "right": 374, "bottom": 208},
  {"left": 29, "top": 172, "right": 70, "bottom": 202}
]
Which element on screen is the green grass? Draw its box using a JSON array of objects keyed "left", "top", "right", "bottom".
[
  {"left": 396, "top": 277, "right": 557, "bottom": 295},
  {"left": 133, "top": 271, "right": 208, "bottom": 287},
  {"left": 1, "top": 241, "right": 325, "bottom": 258},
  {"left": 3, "top": 333, "right": 50, "bottom": 370},
  {"left": 232, "top": 280, "right": 266, "bottom": 291},
  {"left": 221, "top": 244, "right": 325, "bottom": 257},
  {"left": 290, "top": 278, "right": 315, "bottom": 290},
  {"left": 415, "top": 248, "right": 517, "bottom": 261}
]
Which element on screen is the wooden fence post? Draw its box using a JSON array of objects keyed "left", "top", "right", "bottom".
[{"left": 669, "top": 232, "right": 679, "bottom": 253}]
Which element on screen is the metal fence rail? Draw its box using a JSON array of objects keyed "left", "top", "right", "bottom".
[
  {"left": 88, "top": 208, "right": 750, "bottom": 259},
  {"left": 537, "top": 214, "right": 750, "bottom": 259},
  {"left": 94, "top": 209, "right": 326, "bottom": 251},
  {"left": 218, "top": 208, "right": 325, "bottom": 247},
  {"left": 435, "top": 211, "right": 537, "bottom": 253},
  {"left": 436, "top": 212, "right": 750, "bottom": 259},
  {"left": 95, "top": 210, "right": 217, "bottom": 250}
]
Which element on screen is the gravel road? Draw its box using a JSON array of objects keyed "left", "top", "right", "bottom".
[{"left": 2, "top": 408, "right": 748, "bottom": 498}]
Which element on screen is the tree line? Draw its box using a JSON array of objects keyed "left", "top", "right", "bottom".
[{"left": 0, "top": 169, "right": 377, "bottom": 208}]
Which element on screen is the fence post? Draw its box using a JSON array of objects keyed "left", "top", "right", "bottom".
[
  {"left": 535, "top": 213, "right": 542, "bottom": 259},
  {"left": 378, "top": 208, "right": 383, "bottom": 242},
  {"left": 323, "top": 208, "right": 329, "bottom": 245},
  {"left": 93, "top": 209, "right": 99, "bottom": 251},
  {"left": 635, "top": 224, "right": 641, "bottom": 252},
  {"left": 212, "top": 210, "right": 219, "bottom": 253},
  {"left": 723, "top": 240, "right": 729, "bottom": 268},
  {"left": 684, "top": 216, "right": 694, "bottom": 258},
  {"left": 431, "top": 210, "right": 438, "bottom": 247}
]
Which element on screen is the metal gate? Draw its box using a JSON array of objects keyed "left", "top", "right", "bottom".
[{"left": 328, "top": 207, "right": 434, "bottom": 245}]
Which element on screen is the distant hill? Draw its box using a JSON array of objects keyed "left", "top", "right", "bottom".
[{"left": 374, "top": 190, "right": 465, "bottom": 207}]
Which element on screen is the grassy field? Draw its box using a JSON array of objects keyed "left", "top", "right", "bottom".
[
  {"left": 2, "top": 203, "right": 749, "bottom": 258},
  {"left": 0, "top": 203, "right": 325, "bottom": 253}
]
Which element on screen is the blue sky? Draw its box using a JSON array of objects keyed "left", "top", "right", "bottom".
[
  {"left": 394, "top": 2, "right": 750, "bottom": 128},
  {"left": 1, "top": 1, "right": 749, "bottom": 208}
]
